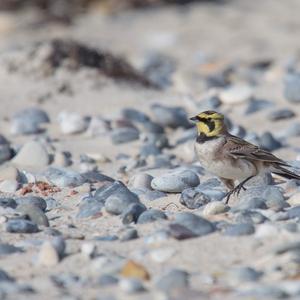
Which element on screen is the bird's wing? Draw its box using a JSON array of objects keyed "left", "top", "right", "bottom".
[{"left": 223, "top": 134, "right": 289, "bottom": 166}]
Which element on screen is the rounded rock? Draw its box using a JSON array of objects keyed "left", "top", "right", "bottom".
[
  {"left": 6, "top": 219, "right": 39, "bottom": 233},
  {"left": 151, "top": 170, "right": 200, "bottom": 193},
  {"left": 137, "top": 209, "right": 167, "bottom": 224},
  {"left": 202, "top": 201, "right": 228, "bottom": 216}
]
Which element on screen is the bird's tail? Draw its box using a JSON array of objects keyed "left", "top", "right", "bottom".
[{"left": 272, "top": 165, "right": 300, "bottom": 180}]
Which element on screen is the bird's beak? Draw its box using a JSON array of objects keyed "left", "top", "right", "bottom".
[{"left": 189, "top": 116, "right": 198, "bottom": 122}]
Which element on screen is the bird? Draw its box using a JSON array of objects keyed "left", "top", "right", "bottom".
[{"left": 190, "top": 110, "right": 300, "bottom": 203}]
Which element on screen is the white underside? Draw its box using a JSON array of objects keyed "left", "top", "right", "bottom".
[{"left": 195, "top": 138, "right": 257, "bottom": 181}]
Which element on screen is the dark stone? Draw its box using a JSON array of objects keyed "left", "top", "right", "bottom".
[
  {"left": 0, "top": 198, "right": 17, "bottom": 209},
  {"left": 137, "top": 209, "right": 167, "bottom": 224},
  {"left": 15, "top": 196, "right": 47, "bottom": 211},
  {"left": 122, "top": 203, "right": 147, "bottom": 224},
  {"left": 180, "top": 188, "right": 211, "bottom": 209},
  {"left": 6, "top": 219, "right": 39, "bottom": 233},
  {"left": 111, "top": 127, "right": 139, "bottom": 144},
  {"left": 168, "top": 223, "right": 198, "bottom": 240}
]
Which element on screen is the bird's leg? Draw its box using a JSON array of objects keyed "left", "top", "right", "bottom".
[{"left": 225, "top": 176, "right": 254, "bottom": 204}]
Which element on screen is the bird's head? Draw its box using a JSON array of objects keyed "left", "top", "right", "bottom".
[{"left": 190, "top": 111, "right": 227, "bottom": 137}]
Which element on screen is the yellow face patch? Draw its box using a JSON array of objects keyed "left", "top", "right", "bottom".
[{"left": 191, "top": 111, "right": 225, "bottom": 136}]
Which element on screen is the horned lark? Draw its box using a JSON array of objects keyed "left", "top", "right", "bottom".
[{"left": 190, "top": 110, "right": 300, "bottom": 203}]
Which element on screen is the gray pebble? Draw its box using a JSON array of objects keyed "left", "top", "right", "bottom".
[
  {"left": 232, "top": 197, "right": 267, "bottom": 211},
  {"left": 155, "top": 269, "right": 189, "bottom": 292},
  {"left": 224, "top": 223, "right": 255, "bottom": 236},
  {"left": 15, "top": 196, "right": 47, "bottom": 211},
  {"left": 0, "top": 269, "right": 14, "bottom": 282},
  {"left": 284, "top": 72, "right": 300, "bottom": 103},
  {"left": 234, "top": 210, "right": 267, "bottom": 224},
  {"left": 168, "top": 223, "right": 198, "bottom": 240},
  {"left": 81, "top": 170, "right": 114, "bottom": 184},
  {"left": 105, "top": 187, "right": 139, "bottom": 215},
  {"left": 44, "top": 167, "right": 86, "bottom": 187},
  {"left": 151, "top": 170, "right": 200, "bottom": 193},
  {"left": 142, "top": 190, "right": 166, "bottom": 201},
  {"left": 12, "top": 141, "right": 49, "bottom": 167},
  {"left": 16, "top": 203, "right": 49, "bottom": 227},
  {"left": 151, "top": 104, "right": 191, "bottom": 129},
  {"left": 180, "top": 188, "right": 211, "bottom": 209},
  {"left": 0, "top": 198, "right": 17, "bottom": 209},
  {"left": 76, "top": 196, "right": 104, "bottom": 219},
  {"left": 245, "top": 98, "right": 273, "bottom": 115},
  {"left": 137, "top": 209, "right": 167, "bottom": 224},
  {"left": 228, "top": 266, "right": 263, "bottom": 282},
  {"left": 45, "top": 197, "right": 58, "bottom": 210},
  {"left": 98, "top": 274, "right": 119, "bottom": 286},
  {"left": 119, "top": 278, "right": 145, "bottom": 293},
  {"left": 238, "top": 285, "right": 288, "bottom": 299},
  {"left": 11, "top": 107, "right": 49, "bottom": 135},
  {"left": 121, "top": 203, "right": 146, "bottom": 224},
  {"left": 0, "top": 244, "right": 23, "bottom": 256},
  {"left": 6, "top": 219, "right": 39, "bottom": 233},
  {"left": 0, "top": 136, "right": 12, "bottom": 164},
  {"left": 122, "top": 108, "right": 150, "bottom": 123},
  {"left": 51, "top": 236, "right": 66, "bottom": 258},
  {"left": 119, "top": 228, "right": 138, "bottom": 241},
  {"left": 287, "top": 206, "right": 300, "bottom": 219},
  {"left": 268, "top": 108, "right": 295, "bottom": 121},
  {"left": 111, "top": 127, "right": 139, "bottom": 144},
  {"left": 258, "top": 132, "right": 282, "bottom": 151},
  {"left": 173, "top": 212, "right": 215, "bottom": 236}
]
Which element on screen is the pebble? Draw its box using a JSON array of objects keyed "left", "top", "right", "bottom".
[
  {"left": 12, "top": 141, "right": 49, "bottom": 167},
  {"left": 37, "top": 241, "right": 60, "bottom": 266},
  {"left": 119, "top": 228, "right": 138, "bottom": 242},
  {"left": 15, "top": 196, "right": 47, "bottom": 211},
  {"left": 0, "top": 243, "right": 23, "bottom": 256},
  {"left": 0, "top": 136, "right": 12, "bottom": 164},
  {"left": 245, "top": 98, "right": 273, "bottom": 115},
  {"left": 137, "top": 209, "right": 167, "bottom": 224},
  {"left": 141, "top": 190, "right": 166, "bottom": 201},
  {"left": 284, "top": 72, "right": 300, "bottom": 103},
  {"left": 121, "top": 260, "right": 150, "bottom": 280},
  {"left": 258, "top": 132, "right": 282, "bottom": 151},
  {"left": 58, "top": 111, "right": 88, "bottom": 134},
  {"left": 129, "top": 173, "right": 153, "bottom": 190},
  {"left": 6, "top": 219, "right": 39, "bottom": 233},
  {"left": 121, "top": 203, "right": 147, "bottom": 224},
  {"left": 234, "top": 210, "right": 267, "bottom": 224},
  {"left": 254, "top": 223, "right": 279, "bottom": 238},
  {"left": 287, "top": 206, "right": 300, "bottom": 219},
  {"left": 81, "top": 242, "right": 96, "bottom": 259},
  {"left": 168, "top": 223, "right": 197, "bottom": 240},
  {"left": 155, "top": 269, "right": 189, "bottom": 292},
  {"left": 149, "top": 248, "right": 175, "bottom": 263},
  {"left": 228, "top": 266, "right": 263, "bottom": 283},
  {"left": 11, "top": 107, "right": 50, "bottom": 135},
  {"left": 202, "top": 201, "right": 228, "bottom": 216},
  {"left": 16, "top": 203, "right": 49, "bottom": 226},
  {"left": 76, "top": 196, "right": 104, "bottom": 219},
  {"left": 0, "top": 269, "right": 14, "bottom": 282},
  {"left": 151, "top": 104, "right": 191, "bottom": 129},
  {"left": 232, "top": 197, "right": 267, "bottom": 211},
  {"left": 98, "top": 274, "right": 119, "bottom": 286},
  {"left": 119, "top": 278, "right": 145, "bottom": 293},
  {"left": 268, "top": 108, "right": 296, "bottom": 121},
  {"left": 105, "top": 185, "right": 140, "bottom": 215},
  {"left": 122, "top": 108, "right": 150, "bottom": 123},
  {"left": 111, "top": 127, "right": 139, "bottom": 144},
  {"left": 0, "top": 197, "right": 16, "bottom": 209},
  {"left": 173, "top": 212, "right": 215, "bottom": 236},
  {"left": 223, "top": 223, "right": 255, "bottom": 236},
  {"left": 52, "top": 151, "right": 72, "bottom": 167},
  {"left": 86, "top": 116, "right": 109, "bottom": 137},
  {"left": 51, "top": 236, "right": 66, "bottom": 258},
  {"left": 0, "top": 180, "right": 19, "bottom": 193},
  {"left": 0, "top": 165, "right": 20, "bottom": 181},
  {"left": 151, "top": 170, "right": 199, "bottom": 193},
  {"left": 180, "top": 188, "right": 210, "bottom": 209},
  {"left": 44, "top": 167, "right": 85, "bottom": 187},
  {"left": 219, "top": 84, "right": 253, "bottom": 104}
]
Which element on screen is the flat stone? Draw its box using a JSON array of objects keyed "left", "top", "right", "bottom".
[
  {"left": 173, "top": 212, "right": 215, "bottom": 236},
  {"left": 44, "top": 167, "right": 85, "bottom": 187},
  {"left": 111, "top": 127, "right": 139, "bottom": 144},
  {"left": 219, "top": 84, "right": 253, "bottom": 104},
  {"left": 151, "top": 170, "right": 200, "bottom": 193},
  {"left": 15, "top": 196, "right": 47, "bottom": 211},
  {"left": 122, "top": 203, "right": 147, "bottom": 224},
  {"left": 58, "top": 111, "right": 88, "bottom": 135},
  {"left": 180, "top": 188, "right": 210, "bottom": 209},
  {"left": 137, "top": 209, "right": 167, "bottom": 224},
  {"left": 155, "top": 269, "right": 189, "bottom": 292},
  {"left": 0, "top": 243, "right": 23, "bottom": 256},
  {"left": 76, "top": 196, "right": 104, "bottom": 219},
  {"left": 6, "top": 219, "right": 39, "bottom": 233},
  {"left": 268, "top": 109, "right": 295, "bottom": 121},
  {"left": 12, "top": 141, "right": 49, "bottom": 167},
  {"left": 0, "top": 180, "right": 19, "bottom": 193},
  {"left": 129, "top": 173, "right": 153, "bottom": 190},
  {"left": 16, "top": 204, "right": 49, "bottom": 227},
  {"left": 224, "top": 223, "right": 255, "bottom": 236}
]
